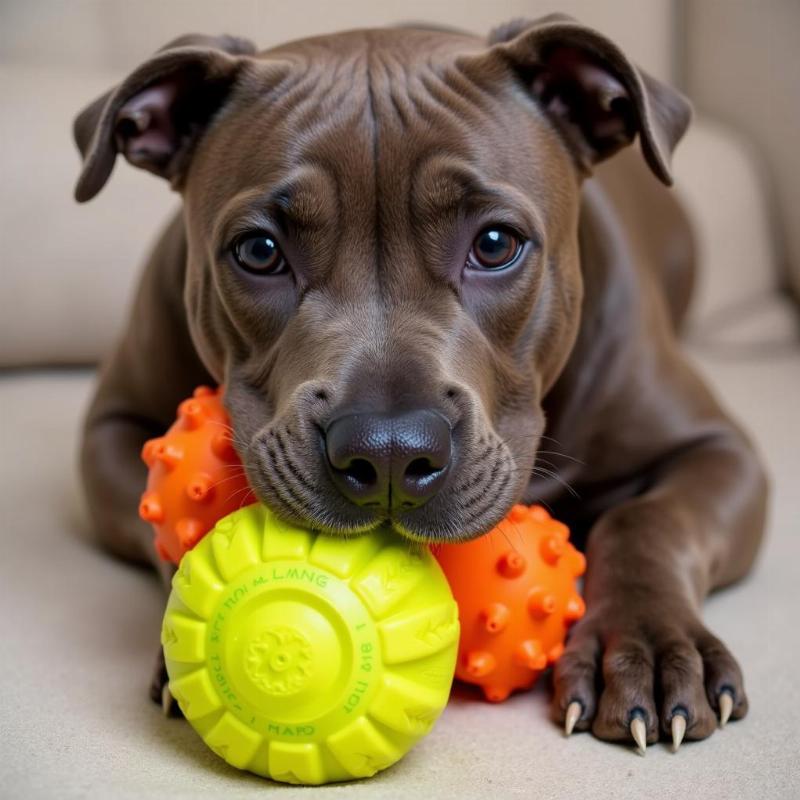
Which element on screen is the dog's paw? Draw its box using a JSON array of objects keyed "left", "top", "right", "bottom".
[
  {"left": 149, "top": 645, "right": 183, "bottom": 719},
  {"left": 552, "top": 608, "right": 747, "bottom": 752}
]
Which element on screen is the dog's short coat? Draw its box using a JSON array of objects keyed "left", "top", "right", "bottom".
[{"left": 74, "top": 15, "right": 767, "bottom": 750}]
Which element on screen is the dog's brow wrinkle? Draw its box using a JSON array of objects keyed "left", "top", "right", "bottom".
[
  {"left": 449, "top": 56, "right": 496, "bottom": 107},
  {"left": 387, "top": 86, "right": 408, "bottom": 128},
  {"left": 382, "top": 50, "right": 413, "bottom": 128},
  {"left": 247, "top": 56, "right": 311, "bottom": 117},
  {"left": 263, "top": 64, "right": 317, "bottom": 125},
  {"left": 411, "top": 58, "right": 490, "bottom": 126},
  {"left": 273, "top": 49, "right": 368, "bottom": 157},
  {"left": 418, "top": 70, "right": 472, "bottom": 120},
  {"left": 267, "top": 180, "right": 330, "bottom": 232}
]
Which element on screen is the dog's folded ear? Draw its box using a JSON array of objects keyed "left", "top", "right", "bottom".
[
  {"left": 73, "top": 34, "right": 259, "bottom": 203},
  {"left": 471, "top": 15, "right": 692, "bottom": 185}
]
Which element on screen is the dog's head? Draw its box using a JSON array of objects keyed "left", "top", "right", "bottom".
[{"left": 74, "top": 17, "right": 690, "bottom": 542}]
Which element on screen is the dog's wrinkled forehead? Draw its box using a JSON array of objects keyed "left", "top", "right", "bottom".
[
  {"left": 185, "top": 27, "right": 575, "bottom": 245},
  {"left": 74, "top": 16, "right": 689, "bottom": 209}
]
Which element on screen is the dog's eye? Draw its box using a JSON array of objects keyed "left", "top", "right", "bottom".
[
  {"left": 232, "top": 233, "right": 287, "bottom": 275},
  {"left": 468, "top": 227, "right": 524, "bottom": 270}
]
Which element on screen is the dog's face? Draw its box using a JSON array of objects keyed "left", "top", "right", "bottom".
[
  {"left": 182, "top": 28, "right": 586, "bottom": 542},
  {"left": 74, "top": 18, "right": 689, "bottom": 542}
]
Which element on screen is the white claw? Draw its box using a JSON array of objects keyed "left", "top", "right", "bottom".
[
  {"left": 719, "top": 691, "right": 733, "bottom": 727},
  {"left": 565, "top": 701, "right": 582, "bottom": 736},
  {"left": 161, "top": 683, "right": 175, "bottom": 717},
  {"left": 630, "top": 716, "right": 647, "bottom": 755},
  {"left": 671, "top": 714, "right": 687, "bottom": 752}
]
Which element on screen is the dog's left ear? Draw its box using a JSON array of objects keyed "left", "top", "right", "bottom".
[
  {"left": 468, "top": 15, "right": 691, "bottom": 185},
  {"left": 73, "top": 33, "right": 261, "bottom": 202}
]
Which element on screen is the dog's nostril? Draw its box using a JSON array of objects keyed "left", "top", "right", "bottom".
[
  {"left": 344, "top": 458, "right": 377, "bottom": 486},
  {"left": 405, "top": 457, "right": 439, "bottom": 479},
  {"left": 324, "top": 408, "right": 452, "bottom": 510}
]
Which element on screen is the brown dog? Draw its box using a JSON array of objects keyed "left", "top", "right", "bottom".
[{"left": 74, "top": 15, "right": 767, "bottom": 753}]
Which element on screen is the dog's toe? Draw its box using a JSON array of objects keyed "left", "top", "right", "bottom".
[
  {"left": 658, "top": 635, "right": 717, "bottom": 747},
  {"left": 695, "top": 629, "right": 749, "bottom": 726},
  {"left": 552, "top": 622, "right": 601, "bottom": 735},
  {"left": 590, "top": 636, "right": 659, "bottom": 750}
]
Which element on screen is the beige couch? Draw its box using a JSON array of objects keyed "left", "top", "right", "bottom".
[{"left": 1, "top": 2, "right": 798, "bottom": 798}]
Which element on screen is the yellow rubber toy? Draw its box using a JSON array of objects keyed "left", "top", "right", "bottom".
[{"left": 162, "top": 503, "right": 459, "bottom": 785}]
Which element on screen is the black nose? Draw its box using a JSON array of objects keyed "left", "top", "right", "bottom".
[{"left": 324, "top": 409, "right": 452, "bottom": 510}]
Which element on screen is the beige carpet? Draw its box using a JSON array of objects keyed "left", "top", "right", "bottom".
[{"left": 1, "top": 347, "right": 798, "bottom": 798}]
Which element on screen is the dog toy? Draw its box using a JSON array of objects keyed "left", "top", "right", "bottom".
[
  {"left": 432, "top": 504, "right": 586, "bottom": 702},
  {"left": 139, "top": 386, "right": 255, "bottom": 564},
  {"left": 144, "top": 387, "right": 584, "bottom": 780},
  {"left": 162, "top": 503, "right": 459, "bottom": 785}
]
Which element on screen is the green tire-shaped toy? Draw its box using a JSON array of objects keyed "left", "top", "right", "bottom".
[{"left": 162, "top": 504, "right": 459, "bottom": 785}]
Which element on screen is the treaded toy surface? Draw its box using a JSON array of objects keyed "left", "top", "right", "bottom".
[{"left": 162, "top": 503, "right": 459, "bottom": 785}]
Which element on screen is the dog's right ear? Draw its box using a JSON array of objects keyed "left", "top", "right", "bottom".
[
  {"left": 472, "top": 15, "right": 692, "bottom": 186},
  {"left": 73, "top": 34, "right": 260, "bottom": 202}
]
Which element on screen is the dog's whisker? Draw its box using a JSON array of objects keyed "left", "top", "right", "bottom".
[
  {"left": 221, "top": 483, "right": 255, "bottom": 508},
  {"left": 219, "top": 463, "right": 248, "bottom": 472},
  {"left": 497, "top": 516, "right": 527, "bottom": 550},
  {"left": 236, "top": 487, "right": 256, "bottom": 510},
  {"left": 523, "top": 494, "right": 556, "bottom": 516},
  {"left": 205, "top": 471, "right": 251, "bottom": 492},
  {"left": 532, "top": 466, "right": 580, "bottom": 498},
  {"left": 538, "top": 433, "right": 570, "bottom": 448},
  {"left": 536, "top": 449, "right": 586, "bottom": 466}
]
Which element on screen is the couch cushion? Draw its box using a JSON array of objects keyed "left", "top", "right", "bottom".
[
  {"left": 683, "top": 0, "right": 800, "bottom": 303},
  {"left": 672, "top": 117, "right": 780, "bottom": 325},
  {"left": 0, "top": 65, "right": 178, "bottom": 367}
]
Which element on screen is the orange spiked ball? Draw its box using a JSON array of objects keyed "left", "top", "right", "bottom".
[
  {"left": 139, "top": 386, "right": 256, "bottom": 564},
  {"left": 432, "top": 504, "right": 586, "bottom": 703}
]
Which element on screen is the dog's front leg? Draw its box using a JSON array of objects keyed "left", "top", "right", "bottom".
[
  {"left": 79, "top": 214, "right": 212, "bottom": 712},
  {"left": 552, "top": 427, "right": 767, "bottom": 750}
]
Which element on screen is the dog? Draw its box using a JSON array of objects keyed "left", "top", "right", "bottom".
[{"left": 73, "top": 15, "right": 767, "bottom": 752}]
